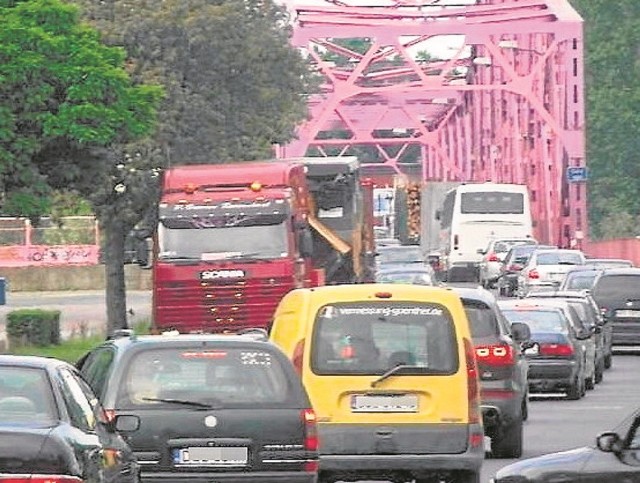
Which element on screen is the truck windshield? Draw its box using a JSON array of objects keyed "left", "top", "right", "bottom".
[{"left": 158, "top": 221, "right": 289, "bottom": 260}]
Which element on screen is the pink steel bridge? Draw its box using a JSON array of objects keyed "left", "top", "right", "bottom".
[{"left": 277, "top": 0, "right": 586, "bottom": 248}]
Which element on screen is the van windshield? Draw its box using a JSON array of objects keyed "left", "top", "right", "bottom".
[{"left": 311, "top": 302, "right": 458, "bottom": 375}]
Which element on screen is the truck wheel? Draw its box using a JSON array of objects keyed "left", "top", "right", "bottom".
[{"left": 492, "top": 419, "right": 523, "bottom": 459}]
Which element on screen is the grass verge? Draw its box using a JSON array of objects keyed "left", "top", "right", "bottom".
[{"left": 8, "top": 321, "right": 151, "bottom": 364}]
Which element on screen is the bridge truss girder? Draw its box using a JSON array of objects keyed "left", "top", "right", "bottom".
[{"left": 279, "top": 0, "right": 586, "bottom": 247}]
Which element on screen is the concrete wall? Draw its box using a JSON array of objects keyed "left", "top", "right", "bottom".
[{"left": 1, "top": 265, "right": 152, "bottom": 292}]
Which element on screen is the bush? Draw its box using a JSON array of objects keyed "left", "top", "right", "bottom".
[{"left": 6, "top": 309, "right": 61, "bottom": 348}]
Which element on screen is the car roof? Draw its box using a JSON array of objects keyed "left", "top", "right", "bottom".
[
  {"left": 104, "top": 331, "right": 272, "bottom": 350},
  {"left": 498, "top": 300, "right": 566, "bottom": 312},
  {"left": 377, "top": 266, "right": 432, "bottom": 274},
  {"left": 596, "top": 267, "right": 640, "bottom": 276},
  {"left": 527, "top": 290, "right": 592, "bottom": 299},
  {"left": 564, "top": 265, "right": 602, "bottom": 273},
  {"left": 0, "top": 354, "right": 69, "bottom": 369},
  {"left": 449, "top": 286, "right": 497, "bottom": 305}
]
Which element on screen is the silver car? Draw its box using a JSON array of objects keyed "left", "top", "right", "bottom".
[
  {"left": 478, "top": 237, "right": 537, "bottom": 289},
  {"left": 517, "top": 249, "right": 586, "bottom": 297}
]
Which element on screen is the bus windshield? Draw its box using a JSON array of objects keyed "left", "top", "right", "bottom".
[{"left": 460, "top": 192, "right": 524, "bottom": 214}]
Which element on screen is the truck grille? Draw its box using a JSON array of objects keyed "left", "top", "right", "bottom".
[{"left": 155, "top": 277, "right": 293, "bottom": 332}]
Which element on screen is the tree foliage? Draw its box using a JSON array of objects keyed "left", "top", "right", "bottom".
[
  {"left": 0, "top": 0, "right": 162, "bottom": 220},
  {"left": 75, "top": 0, "right": 310, "bottom": 164},
  {"left": 569, "top": 0, "right": 640, "bottom": 239}
]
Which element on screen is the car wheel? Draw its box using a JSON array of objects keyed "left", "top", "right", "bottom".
[
  {"left": 604, "top": 353, "right": 613, "bottom": 369},
  {"left": 521, "top": 396, "right": 529, "bottom": 421},
  {"left": 595, "top": 359, "right": 604, "bottom": 384},
  {"left": 566, "top": 375, "right": 584, "bottom": 400},
  {"left": 492, "top": 418, "right": 523, "bottom": 459},
  {"left": 586, "top": 374, "right": 595, "bottom": 390}
]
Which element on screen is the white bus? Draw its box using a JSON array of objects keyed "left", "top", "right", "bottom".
[{"left": 436, "top": 183, "right": 534, "bottom": 281}]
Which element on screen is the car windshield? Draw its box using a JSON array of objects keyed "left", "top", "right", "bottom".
[
  {"left": 0, "top": 367, "right": 57, "bottom": 424},
  {"left": 117, "top": 348, "right": 292, "bottom": 409},
  {"left": 376, "top": 271, "right": 434, "bottom": 285},
  {"left": 158, "top": 220, "right": 289, "bottom": 260},
  {"left": 501, "top": 309, "right": 569, "bottom": 334},
  {"left": 592, "top": 275, "right": 640, "bottom": 302},
  {"left": 536, "top": 251, "right": 583, "bottom": 265},
  {"left": 377, "top": 247, "right": 423, "bottom": 265},
  {"left": 311, "top": 302, "right": 458, "bottom": 375},
  {"left": 462, "top": 301, "right": 499, "bottom": 338}
]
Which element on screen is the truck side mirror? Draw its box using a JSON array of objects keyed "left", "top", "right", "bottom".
[{"left": 299, "top": 229, "right": 314, "bottom": 258}]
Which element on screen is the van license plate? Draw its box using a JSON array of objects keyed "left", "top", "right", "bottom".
[
  {"left": 616, "top": 309, "right": 640, "bottom": 318},
  {"left": 351, "top": 394, "right": 418, "bottom": 413},
  {"left": 173, "top": 446, "right": 248, "bottom": 466}
]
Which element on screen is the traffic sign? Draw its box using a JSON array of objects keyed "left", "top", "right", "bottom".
[{"left": 566, "top": 166, "right": 589, "bottom": 183}]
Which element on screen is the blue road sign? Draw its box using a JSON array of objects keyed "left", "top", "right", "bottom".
[{"left": 566, "top": 166, "right": 589, "bottom": 183}]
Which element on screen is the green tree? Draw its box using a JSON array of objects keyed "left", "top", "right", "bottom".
[
  {"left": 569, "top": 0, "right": 640, "bottom": 239},
  {"left": 0, "top": 0, "right": 162, "bottom": 334}
]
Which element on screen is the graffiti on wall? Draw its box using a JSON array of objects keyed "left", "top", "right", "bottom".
[{"left": 0, "top": 245, "right": 99, "bottom": 267}]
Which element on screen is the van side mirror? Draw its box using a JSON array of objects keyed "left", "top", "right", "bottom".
[
  {"left": 115, "top": 414, "right": 140, "bottom": 432},
  {"left": 510, "top": 322, "right": 531, "bottom": 343}
]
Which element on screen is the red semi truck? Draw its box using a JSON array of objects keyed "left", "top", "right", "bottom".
[{"left": 151, "top": 157, "right": 375, "bottom": 333}]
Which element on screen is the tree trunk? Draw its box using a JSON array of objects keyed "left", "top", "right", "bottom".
[{"left": 104, "top": 219, "right": 128, "bottom": 336}]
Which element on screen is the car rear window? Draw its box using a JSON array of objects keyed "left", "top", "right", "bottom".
[
  {"left": 462, "top": 301, "right": 499, "bottom": 338},
  {"left": 593, "top": 275, "right": 640, "bottom": 301},
  {"left": 377, "top": 247, "right": 423, "bottom": 264},
  {"left": 537, "top": 252, "right": 583, "bottom": 265},
  {"left": 565, "top": 272, "right": 598, "bottom": 290},
  {"left": 502, "top": 309, "right": 569, "bottom": 334},
  {"left": 311, "top": 302, "right": 458, "bottom": 375},
  {"left": 117, "top": 347, "right": 293, "bottom": 408},
  {"left": 0, "top": 366, "right": 57, "bottom": 423}
]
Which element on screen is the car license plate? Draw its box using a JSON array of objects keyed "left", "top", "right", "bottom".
[
  {"left": 351, "top": 394, "right": 418, "bottom": 413},
  {"left": 173, "top": 446, "right": 248, "bottom": 466},
  {"left": 524, "top": 343, "right": 539, "bottom": 356},
  {"left": 615, "top": 309, "right": 640, "bottom": 318}
]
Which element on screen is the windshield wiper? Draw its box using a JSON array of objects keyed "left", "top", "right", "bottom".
[
  {"left": 142, "top": 397, "right": 214, "bottom": 409},
  {"left": 371, "top": 364, "right": 422, "bottom": 388}
]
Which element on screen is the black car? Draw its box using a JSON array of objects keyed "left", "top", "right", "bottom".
[
  {"left": 496, "top": 245, "right": 556, "bottom": 297},
  {"left": 498, "top": 301, "right": 588, "bottom": 400},
  {"left": 453, "top": 287, "right": 531, "bottom": 458},
  {"left": 0, "top": 355, "right": 139, "bottom": 483},
  {"left": 526, "top": 289, "right": 612, "bottom": 374},
  {"left": 591, "top": 268, "right": 640, "bottom": 348},
  {"left": 77, "top": 330, "right": 318, "bottom": 483},
  {"left": 491, "top": 408, "right": 640, "bottom": 482}
]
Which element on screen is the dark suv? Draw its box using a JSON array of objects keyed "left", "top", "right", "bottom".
[
  {"left": 77, "top": 331, "right": 318, "bottom": 483},
  {"left": 452, "top": 287, "right": 531, "bottom": 459}
]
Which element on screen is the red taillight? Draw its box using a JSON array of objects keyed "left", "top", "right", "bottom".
[
  {"left": 0, "top": 477, "right": 83, "bottom": 483},
  {"left": 464, "top": 338, "right": 480, "bottom": 425},
  {"left": 539, "top": 343, "right": 574, "bottom": 357},
  {"left": 292, "top": 339, "right": 305, "bottom": 375},
  {"left": 475, "top": 343, "right": 515, "bottom": 366},
  {"left": 487, "top": 252, "right": 500, "bottom": 262},
  {"left": 301, "top": 408, "right": 319, "bottom": 451},
  {"left": 528, "top": 269, "right": 540, "bottom": 279}
]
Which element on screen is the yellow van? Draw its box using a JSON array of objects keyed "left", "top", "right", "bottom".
[{"left": 270, "top": 283, "right": 484, "bottom": 483}]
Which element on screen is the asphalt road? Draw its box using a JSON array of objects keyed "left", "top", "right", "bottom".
[{"left": 1, "top": 286, "right": 638, "bottom": 482}]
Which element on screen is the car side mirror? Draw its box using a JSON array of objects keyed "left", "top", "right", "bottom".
[
  {"left": 510, "top": 322, "right": 531, "bottom": 343},
  {"left": 592, "top": 325, "right": 602, "bottom": 334},
  {"left": 596, "top": 432, "right": 622, "bottom": 453},
  {"left": 477, "top": 248, "right": 486, "bottom": 255},
  {"left": 115, "top": 414, "right": 140, "bottom": 432}
]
